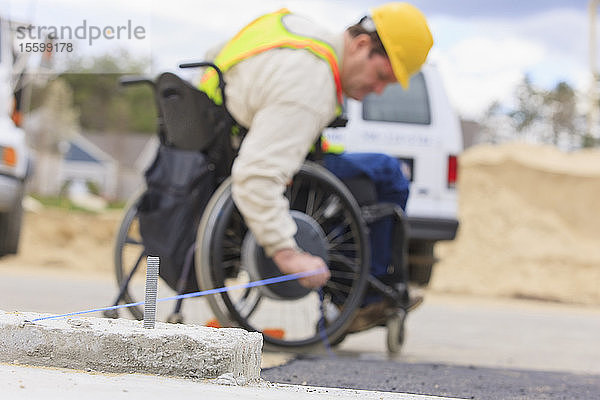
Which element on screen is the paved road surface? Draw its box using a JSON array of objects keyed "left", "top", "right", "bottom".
[
  {"left": 262, "top": 292, "right": 600, "bottom": 399},
  {"left": 263, "top": 357, "right": 600, "bottom": 399},
  {"left": 1, "top": 265, "right": 599, "bottom": 399}
]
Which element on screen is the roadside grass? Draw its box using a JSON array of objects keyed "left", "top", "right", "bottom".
[{"left": 29, "top": 194, "right": 126, "bottom": 213}]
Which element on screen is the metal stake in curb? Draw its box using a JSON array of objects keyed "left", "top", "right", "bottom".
[{"left": 144, "top": 256, "right": 160, "bottom": 329}]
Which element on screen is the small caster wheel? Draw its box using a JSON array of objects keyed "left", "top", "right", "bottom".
[
  {"left": 166, "top": 313, "right": 184, "bottom": 324},
  {"left": 386, "top": 310, "right": 406, "bottom": 354},
  {"left": 103, "top": 309, "right": 119, "bottom": 319}
]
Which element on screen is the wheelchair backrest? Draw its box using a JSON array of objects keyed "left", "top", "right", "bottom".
[{"left": 156, "top": 72, "right": 226, "bottom": 151}]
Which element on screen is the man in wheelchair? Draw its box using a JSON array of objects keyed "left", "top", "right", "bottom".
[
  {"left": 115, "top": 2, "right": 433, "bottom": 351},
  {"left": 196, "top": 3, "right": 432, "bottom": 332}
]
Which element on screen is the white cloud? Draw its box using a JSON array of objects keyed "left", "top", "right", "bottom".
[
  {"left": 430, "top": 8, "right": 593, "bottom": 119},
  {"left": 432, "top": 36, "right": 545, "bottom": 118}
]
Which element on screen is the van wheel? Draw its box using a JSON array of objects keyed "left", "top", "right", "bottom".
[
  {"left": 408, "top": 240, "right": 437, "bottom": 286},
  {"left": 0, "top": 198, "right": 24, "bottom": 256}
]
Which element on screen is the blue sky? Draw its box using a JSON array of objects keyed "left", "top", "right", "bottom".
[
  {"left": 408, "top": 0, "right": 588, "bottom": 17},
  {"left": 1, "top": 0, "right": 597, "bottom": 118}
]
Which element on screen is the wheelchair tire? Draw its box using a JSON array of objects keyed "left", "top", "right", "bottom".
[
  {"left": 113, "top": 189, "right": 146, "bottom": 320},
  {"left": 196, "top": 161, "right": 370, "bottom": 351}
]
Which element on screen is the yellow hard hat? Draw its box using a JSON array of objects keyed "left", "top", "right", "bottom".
[{"left": 371, "top": 2, "right": 433, "bottom": 89}]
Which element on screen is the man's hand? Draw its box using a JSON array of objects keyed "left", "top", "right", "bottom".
[{"left": 272, "top": 248, "right": 330, "bottom": 289}]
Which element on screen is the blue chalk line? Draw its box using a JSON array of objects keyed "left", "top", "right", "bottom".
[{"left": 28, "top": 269, "right": 322, "bottom": 323}]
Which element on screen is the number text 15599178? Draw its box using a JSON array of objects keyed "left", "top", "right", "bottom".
[{"left": 19, "top": 42, "right": 73, "bottom": 53}]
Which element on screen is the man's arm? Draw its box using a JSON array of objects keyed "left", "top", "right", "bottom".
[
  {"left": 224, "top": 47, "right": 338, "bottom": 289},
  {"left": 230, "top": 103, "right": 331, "bottom": 288}
]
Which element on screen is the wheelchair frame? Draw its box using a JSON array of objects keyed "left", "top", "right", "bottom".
[{"left": 106, "top": 63, "right": 415, "bottom": 353}]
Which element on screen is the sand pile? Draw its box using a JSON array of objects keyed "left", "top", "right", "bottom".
[
  {"left": 431, "top": 142, "right": 600, "bottom": 305},
  {"left": 1, "top": 208, "right": 121, "bottom": 274}
]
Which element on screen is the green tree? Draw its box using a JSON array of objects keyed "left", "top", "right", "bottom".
[
  {"left": 480, "top": 76, "right": 587, "bottom": 148},
  {"left": 543, "top": 81, "right": 578, "bottom": 146},
  {"left": 59, "top": 50, "right": 156, "bottom": 133},
  {"left": 510, "top": 75, "right": 544, "bottom": 133},
  {"left": 479, "top": 100, "right": 505, "bottom": 143}
]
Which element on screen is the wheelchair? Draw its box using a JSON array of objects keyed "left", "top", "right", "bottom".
[{"left": 106, "top": 62, "right": 416, "bottom": 353}]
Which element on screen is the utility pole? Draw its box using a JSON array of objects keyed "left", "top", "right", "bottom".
[{"left": 588, "top": 0, "right": 600, "bottom": 145}]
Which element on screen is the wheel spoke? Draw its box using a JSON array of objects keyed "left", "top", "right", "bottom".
[
  {"left": 329, "top": 252, "right": 361, "bottom": 273},
  {"left": 324, "top": 279, "right": 354, "bottom": 294},
  {"left": 326, "top": 225, "right": 355, "bottom": 245},
  {"left": 288, "top": 179, "right": 302, "bottom": 207},
  {"left": 329, "top": 270, "right": 360, "bottom": 279},
  {"left": 222, "top": 247, "right": 241, "bottom": 258},
  {"left": 312, "top": 194, "right": 339, "bottom": 223},
  {"left": 328, "top": 242, "right": 358, "bottom": 252},
  {"left": 305, "top": 182, "right": 317, "bottom": 216},
  {"left": 324, "top": 284, "right": 350, "bottom": 301}
]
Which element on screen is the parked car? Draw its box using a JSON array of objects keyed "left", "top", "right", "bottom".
[
  {"left": 0, "top": 16, "right": 30, "bottom": 256},
  {"left": 324, "top": 64, "right": 462, "bottom": 286}
]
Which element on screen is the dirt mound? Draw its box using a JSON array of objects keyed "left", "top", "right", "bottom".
[
  {"left": 0, "top": 208, "right": 121, "bottom": 274},
  {"left": 431, "top": 143, "right": 600, "bottom": 305}
]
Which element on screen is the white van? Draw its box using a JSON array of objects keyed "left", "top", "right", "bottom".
[
  {"left": 0, "top": 16, "right": 31, "bottom": 256},
  {"left": 324, "top": 64, "right": 462, "bottom": 285}
]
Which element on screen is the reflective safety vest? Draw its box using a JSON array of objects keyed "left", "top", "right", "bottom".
[
  {"left": 319, "top": 137, "right": 344, "bottom": 154},
  {"left": 200, "top": 9, "right": 343, "bottom": 109},
  {"left": 199, "top": 8, "right": 345, "bottom": 154}
]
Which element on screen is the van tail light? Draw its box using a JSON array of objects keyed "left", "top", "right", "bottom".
[
  {"left": 2, "top": 146, "right": 17, "bottom": 167},
  {"left": 447, "top": 155, "right": 458, "bottom": 188}
]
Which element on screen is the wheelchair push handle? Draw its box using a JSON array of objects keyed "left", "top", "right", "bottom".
[
  {"left": 119, "top": 76, "right": 155, "bottom": 88},
  {"left": 179, "top": 61, "right": 226, "bottom": 103}
]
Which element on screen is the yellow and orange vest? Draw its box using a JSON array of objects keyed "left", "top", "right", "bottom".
[{"left": 198, "top": 9, "right": 345, "bottom": 153}]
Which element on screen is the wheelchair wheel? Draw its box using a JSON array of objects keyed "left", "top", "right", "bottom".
[
  {"left": 196, "top": 161, "right": 370, "bottom": 350},
  {"left": 113, "top": 189, "right": 146, "bottom": 320}
]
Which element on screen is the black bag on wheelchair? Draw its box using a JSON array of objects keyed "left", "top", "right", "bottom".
[
  {"left": 136, "top": 68, "right": 234, "bottom": 293},
  {"left": 137, "top": 146, "right": 215, "bottom": 292}
]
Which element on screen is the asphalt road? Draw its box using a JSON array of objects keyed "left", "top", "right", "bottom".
[
  {"left": 263, "top": 357, "right": 600, "bottom": 400},
  {"left": 1, "top": 265, "right": 599, "bottom": 399},
  {"left": 261, "top": 292, "right": 600, "bottom": 399}
]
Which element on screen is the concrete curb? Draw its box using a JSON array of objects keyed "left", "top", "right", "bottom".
[{"left": 0, "top": 310, "right": 262, "bottom": 383}]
